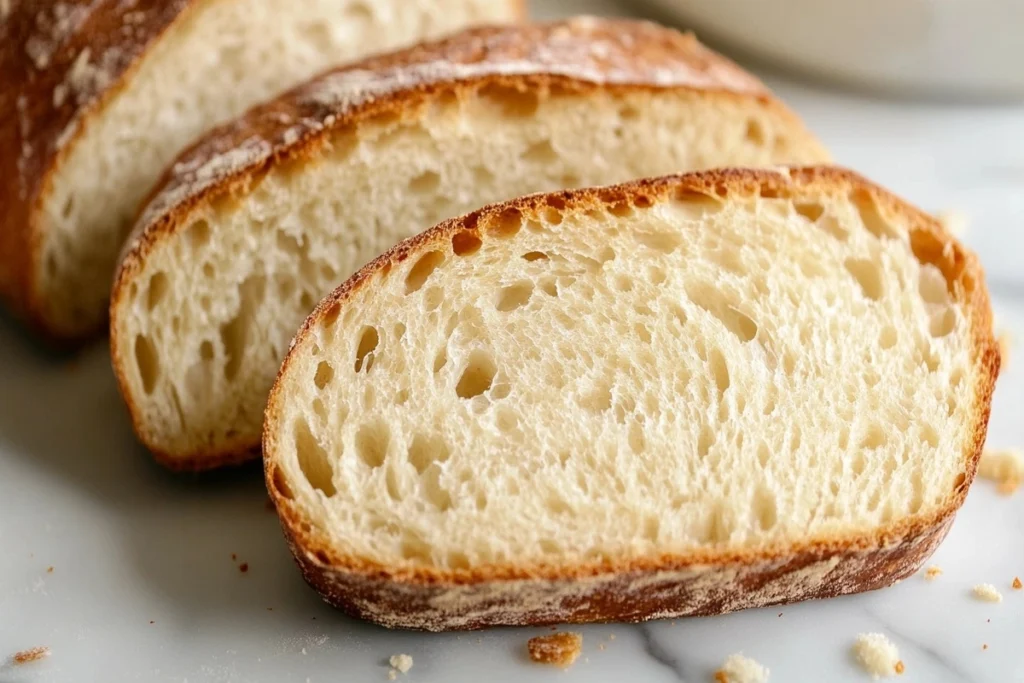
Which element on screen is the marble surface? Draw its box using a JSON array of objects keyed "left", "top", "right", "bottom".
[{"left": 3, "top": 1, "right": 1024, "bottom": 681}]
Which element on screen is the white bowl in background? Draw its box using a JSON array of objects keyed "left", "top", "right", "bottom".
[{"left": 644, "top": 0, "right": 1024, "bottom": 99}]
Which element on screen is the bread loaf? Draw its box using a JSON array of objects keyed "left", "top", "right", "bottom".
[
  {"left": 110, "top": 18, "right": 830, "bottom": 470},
  {"left": 262, "top": 167, "right": 998, "bottom": 630},
  {"left": 0, "top": 0, "right": 523, "bottom": 342}
]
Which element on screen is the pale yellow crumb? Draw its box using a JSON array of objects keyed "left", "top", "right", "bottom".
[
  {"left": 714, "top": 653, "right": 769, "bottom": 683},
  {"left": 936, "top": 209, "right": 969, "bottom": 238},
  {"left": 389, "top": 654, "right": 413, "bottom": 674},
  {"left": 853, "top": 633, "right": 901, "bottom": 679},
  {"left": 973, "top": 584, "right": 1003, "bottom": 603},
  {"left": 387, "top": 670, "right": 397, "bottom": 681},
  {"left": 924, "top": 566, "right": 943, "bottom": 581}
]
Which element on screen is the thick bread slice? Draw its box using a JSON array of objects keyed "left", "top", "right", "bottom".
[
  {"left": 263, "top": 167, "right": 999, "bottom": 631},
  {"left": 0, "top": 0, "right": 522, "bottom": 343},
  {"left": 109, "top": 18, "right": 830, "bottom": 471}
]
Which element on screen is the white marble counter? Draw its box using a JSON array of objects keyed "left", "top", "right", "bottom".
[{"left": 2, "top": 1, "right": 1023, "bottom": 682}]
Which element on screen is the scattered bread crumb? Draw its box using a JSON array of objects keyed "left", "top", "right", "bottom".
[
  {"left": 714, "top": 653, "right": 770, "bottom": 683},
  {"left": 239, "top": 563, "right": 249, "bottom": 573},
  {"left": 936, "top": 209, "right": 968, "bottom": 238},
  {"left": 978, "top": 449, "right": 1023, "bottom": 495},
  {"left": 983, "top": 644, "right": 989, "bottom": 651},
  {"left": 598, "top": 643, "right": 605, "bottom": 651},
  {"left": 1013, "top": 577, "right": 1022, "bottom": 590},
  {"left": 231, "top": 553, "right": 237, "bottom": 561},
  {"left": 924, "top": 566, "right": 943, "bottom": 581},
  {"left": 894, "top": 661, "right": 905, "bottom": 675},
  {"left": 608, "top": 633, "right": 615, "bottom": 640},
  {"left": 973, "top": 584, "right": 1003, "bottom": 602},
  {"left": 853, "top": 633, "right": 902, "bottom": 679},
  {"left": 46, "top": 566, "right": 53, "bottom": 573},
  {"left": 389, "top": 654, "right": 413, "bottom": 674},
  {"left": 13, "top": 646, "right": 50, "bottom": 664},
  {"left": 388, "top": 670, "right": 397, "bottom": 681},
  {"left": 528, "top": 632, "right": 582, "bottom": 667}
]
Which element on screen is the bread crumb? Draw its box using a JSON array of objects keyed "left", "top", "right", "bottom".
[
  {"left": 982, "top": 643, "right": 989, "bottom": 651},
  {"left": 528, "top": 632, "right": 582, "bottom": 667},
  {"left": 231, "top": 553, "right": 237, "bottom": 561},
  {"left": 608, "top": 633, "right": 615, "bottom": 640},
  {"left": 1013, "top": 576, "right": 1022, "bottom": 590},
  {"left": 389, "top": 654, "right": 413, "bottom": 673},
  {"left": 853, "top": 633, "right": 901, "bottom": 679},
  {"left": 714, "top": 653, "right": 770, "bottom": 683},
  {"left": 46, "top": 566, "right": 53, "bottom": 573},
  {"left": 978, "top": 449, "right": 1024, "bottom": 495},
  {"left": 936, "top": 209, "right": 968, "bottom": 238},
  {"left": 13, "top": 646, "right": 50, "bottom": 664},
  {"left": 894, "top": 661, "right": 905, "bottom": 675},
  {"left": 973, "top": 584, "right": 1003, "bottom": 602},
  {"left": 923, "top": 565, "right": 942, "bottom": 580},
  {"left": 388, "top": 670, "right": 397, "bottom": 681}
]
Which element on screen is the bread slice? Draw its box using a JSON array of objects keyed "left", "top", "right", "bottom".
[
  {"left": 0, "top": 0, "right": 522, "bottom": 343},
  {"left": 109, "top": 18, "right": 830, "bottom": 471},
  {"left": 262, "top": 167, "right": 999, "bottom": 631}
]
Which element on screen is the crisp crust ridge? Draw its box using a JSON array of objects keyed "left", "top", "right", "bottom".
[
  {"left": 263, "top": 166, "right": 999, "bottom": 630},
  {"left": 109, "top": 17, "right": 823, "bottom": 469}
]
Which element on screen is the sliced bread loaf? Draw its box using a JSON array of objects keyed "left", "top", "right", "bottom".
[
  {"left": 263, "top": 167, "right": 998, "bottom": 630},
  {"left": 0, "top": 0, "right": 522, "bottom": 343},
  {"left": 110, "top": 18, "right": 830, "bottom": 470}
]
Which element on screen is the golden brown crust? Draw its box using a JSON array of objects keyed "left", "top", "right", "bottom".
[
  {"left": 0, "top": 0, "right": 195, "bottom": 341},
  {"left": 109, "top": 17, "right": 824, "bottom": 470},
  {"left": 263, "top": 166, "right": 999, "bottom": 630}
]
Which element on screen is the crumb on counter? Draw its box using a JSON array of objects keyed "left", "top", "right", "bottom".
[
  {"left": 389, "top": 653, "right": 413, "bottom": 674},
  {"left": 714, "top": 653, "right": 770, "bottom": 683},
  {"left": 895, "top": 661, "right": 905, "bottom": 675},
  {"left": 983, "top": 644, "right": 989, "bottom": 651},
  {"left": 528, "top": 632, "right": 582, "bottom": 667},
  {"left": 1013, "top": 577, "right": 1022, "bottom": 590},
  {"left": 239, "top": 563, "right": 249, "bottom": 573},
  {"left": 388, "top": 670, "right": 397, "bottom": 681},
  {"left": 13, "top": 646, "right": 50, "bottom": 665},
  {"left": 853, "top": 633, "right": 902, "bottom": 679},
  {"left": 46, "top": 566, "right": 53, "bottom": 573},
  {"left": 231, "top": 553, "right": 237, "bottom": 561},
  {"left": 924, "top": 566, "right": 943, "bottom": 581},
  {"left": 978, "top": 449, "right": 1023, "bottom": 495},
  {"left": 973, "top": 584, "right": 1003, "bottom": 603}
]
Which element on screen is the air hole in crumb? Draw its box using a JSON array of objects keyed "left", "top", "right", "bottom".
[
  {"left": 405, "top": 250, "right": 444, "bottom": 294},
  {"left": 757, "top": 442, "right": 770, "bottom": 467},
  {"left": 488, "top": 208, "right": 522, "bottom": 239},
  {"left": 294, "top": 418, "right": 335, "bottom": 496},
  {"left": 321, "top": 302, "right": 341, "bottom": 329},
  {"left": 187, "top": 220, "right": 211, "bottom": 248},
  {"left": 851, "top": 452, "right": 867, "bottom": 476},
  {"left": 452, "top": 231, "right": 482, "bottom": 256},
  {"left": 478, "top": 83, "right": 540, "bottom": 117},
  {"left": 636, "top": 230, "right": 681, "bottom": 254},
  {"left": 918, "top": 266, "right": 949, "bottom": 304},
  {"left": 521, "top": 139, "right": 559, "bottom": 164},
  {"left": 219, "top": 275, "right": 265, "bottom": 381},
  {"left": 455, "top": 350, "right": 496, "bottom": 399},
  {"left": 709, "top": 349, "right": 730, "bottom": 396},
  {"left": 795, "top": 202, "right": 825, "bottom": 222},
  {"left": 522, "top": 251, "right": 548, "bottom": 262},
  {"left": 608, "top": 201, "right": 633, "bottom": 218},
  {"left": 385, "top": 465, "right": 402, "bottom": 502},
  {"left": 852, "top": 191, "right": 899, "bottom": 239},
  {"left": 496, "top": 281, "right": 533, "bottom": 311},
  {"left": 353, "top": 326, "right": 379, "bottom": 372},
  {"left": 408, "top": 170, "right": 440, "bottom": 194},
  {"left": 271, "top": 466, "right": 294, "bottom": 500},
  {"left": 754, "top": 487, "right": 777, "bottom": 530},
  {"left": 930, "top": 307, "right": 956, "bottom": 338},
  {"left": 400, "top": 535, "right": 432, "bottom": 563},
  {"left": 844, "top": 257, "right": 884, "bottom": 301},
  {"left": 643, "top": 516, "right": 660, "bottom": 541},
  {"left": 953, "top": 472, "right": 967, "bottom": 492},
  {"left": 199, "top": 340, "right": 214, "bottom": 360},
  {"left": 146, "top": 272, "right": 169, "bottom": 311},
  {"left": 698, "top": 424, "right": 715, "bottom": 458},
  {"left": 202, "top": 263, "right": 215, "bottom": 279},
  {"left": 407, "top": 433, "right": 450, "bottom": 474},
  {"left": 745, "top": 119, "right": 767, "bottom": 145},
  {"left": 581, "top": 381, "right": 613, "bottom": 413},
  {"left": 860, "top": 423, "right": 887, "bottom": 449},
  {"left": 921, "top": 423, "right": 939, "bottom": 448},
  {"left": 684, "top": 281, "right": 758, "bottom": 342},
  {"left": 312, "top": 397, "right": 327, "bottom": 421},
  {"left": 433, "top": 346, "right": 447, "bottom": 374},
  {"left": 355, "top": 420, "right": 389, "bottom": 469},
  {"left": 542, "top": 206, "right": 563, "bottom": 225},
  {"left": 134, "top": 335, "right": 160, "bottom": 394},
  {"left": 314, "top": 361, "right": 335, "bottom": 389},
  {"left": 879, "top": 326, "right": 898, "bottom": 350}
]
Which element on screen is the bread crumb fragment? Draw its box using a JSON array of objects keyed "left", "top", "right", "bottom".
[
  {"left": 978, "top": 449, "right": 1023, "bottom": 495},
  {"left": 924, "top": 566, "right": 942, "bottom": 580},
  {"left": 853, "top": 633, "right": 902, "bottom": 679},
  {"left": 388, "top": 670, "right": 397, "bottom": 681},
  {"left": 714, "top": 653, "right": 770, "bottom": 682},
  {"left": 528, "top": 632, "right": 582, "bottom": 667},
  {"left": 973, "top": 584, "right": 1003, "bottom": 602},
  {"left": 389, "top": 654, "right": 413, "bottom": 674},
  {"left": 239, "top": 562, "right": 249, "bottom": 573},
  {"left": 894, "top": 661, "right": 905, "bottom": 675},
  {"left": 13, "top": 646, "right": 50, "bottom": 664},
  {"left": 982, "top": 643, "right": 989, "bottom": 651},
  {"left": 1013, "top": 576, "right": 1022, "bottom": 590}
]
